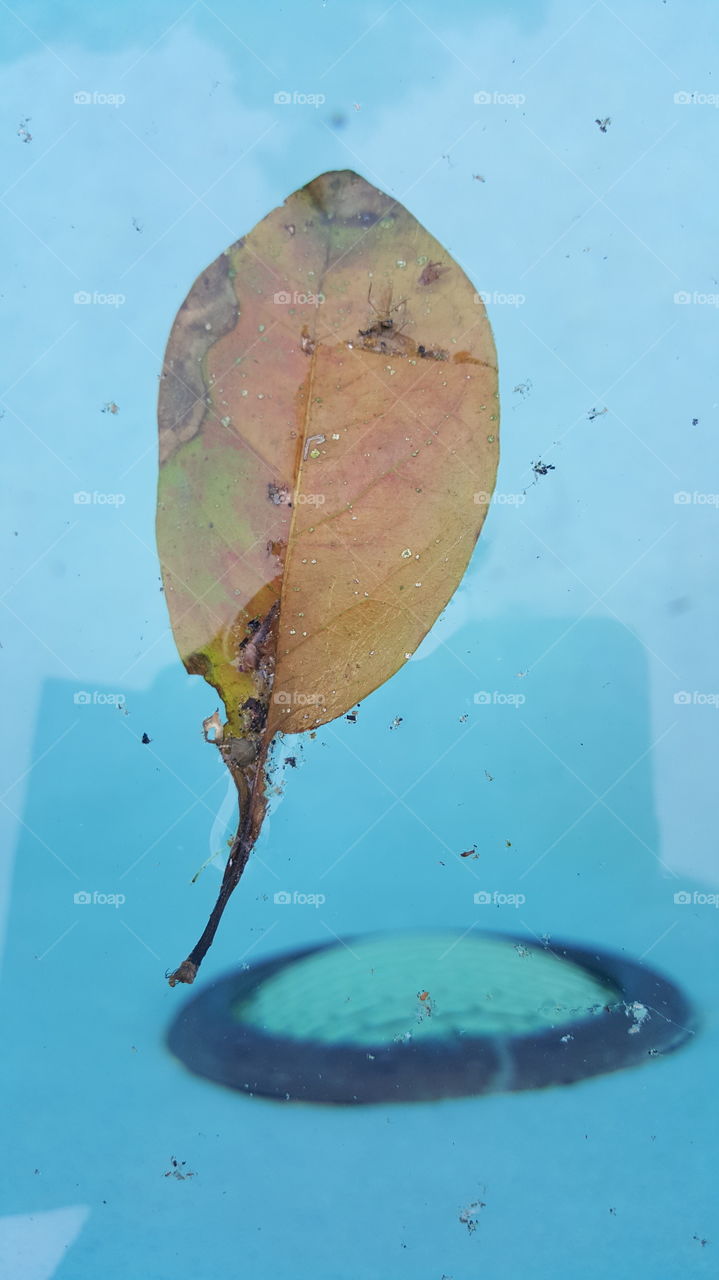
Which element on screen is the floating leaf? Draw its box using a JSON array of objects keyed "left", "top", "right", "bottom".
[{"left": 157, "top": 169, "right": 499, "bottom": 984}]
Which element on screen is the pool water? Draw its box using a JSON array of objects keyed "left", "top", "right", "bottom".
[
  {"left": 1, "top": 2, "right": 717, "bottom": 1277},
  {"left": 234, "top": 932, "right": 617, "bottom": 1042}
]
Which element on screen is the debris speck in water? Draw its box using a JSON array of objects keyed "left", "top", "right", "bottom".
[
  {"left": 459, "top": 1196, "right": 486, "bottom": 1234},
  {"left": 625, "top": 1000, "right": 650, "bottom": 1035},
  {"left": 164, "top": 1157, "right": 196, "bottom": 1181}
]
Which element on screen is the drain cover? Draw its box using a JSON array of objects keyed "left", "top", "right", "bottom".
[{"left": 167, "top": 931, "right": 696, "bottom": 1104}]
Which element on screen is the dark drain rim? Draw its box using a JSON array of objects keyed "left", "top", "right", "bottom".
[{"left": 166, "top": 931, "right": 697, "bottom": 1104}]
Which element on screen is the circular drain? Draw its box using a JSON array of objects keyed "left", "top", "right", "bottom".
[{"left": 166, "top": 931, "right": 696, "bottom": 1104}]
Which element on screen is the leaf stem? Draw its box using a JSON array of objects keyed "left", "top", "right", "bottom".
[{"left": 167, "top": 747, "right": 268, "bottom": 986}]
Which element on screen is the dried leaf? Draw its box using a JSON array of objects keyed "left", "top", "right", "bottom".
[{"left": 157, "top": 169, "right": 499, "bottom": 983}]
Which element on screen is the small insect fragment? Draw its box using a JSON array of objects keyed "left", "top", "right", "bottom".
[
  {"left": 595, "top": 117, "right": 611, "bottom": 132},
  {"left": 417, "top": 343, "right": 448, "bottom": 361}
]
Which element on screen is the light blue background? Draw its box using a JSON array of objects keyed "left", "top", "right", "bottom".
[{"left": 1, "top": 2, "right": 717, "bottom": 1277}]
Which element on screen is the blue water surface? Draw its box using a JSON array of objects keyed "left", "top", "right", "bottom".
[{"left": 1, "top": 2, "right": 718, "bottom": 1277}]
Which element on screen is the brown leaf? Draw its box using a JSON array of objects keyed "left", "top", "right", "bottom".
[{"left": 157, "top": 169, "right": 499, "bottom": 983}]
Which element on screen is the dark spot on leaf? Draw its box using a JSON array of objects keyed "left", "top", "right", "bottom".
[{"left": 418, "top": 261, "right": 443, "bottom": 286}]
